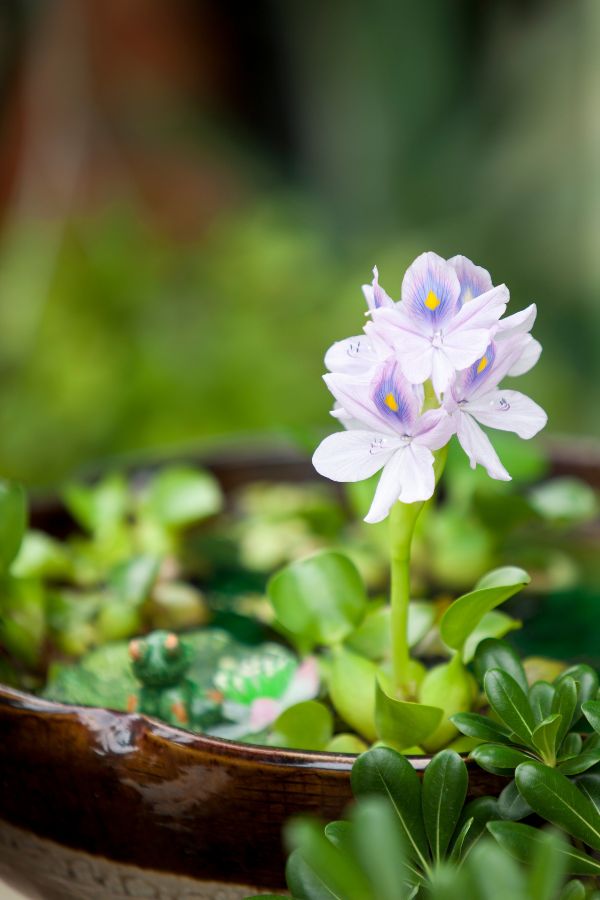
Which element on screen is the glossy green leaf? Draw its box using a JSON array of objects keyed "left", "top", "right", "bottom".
[
  {"left": 270, "top": 701, "right": 333, "bottom": 751},
  {"left": 531, "top": 714, "right": 561, "bottom": 763},
  {"left": 557, "top": 665, "right": 599, "bottom": 712},
  {"left": 471, "top": 744, "right": 533, "bottom": 777},
  {"left": 454, "top": 796, "right": 501, "bottom": 857},
  {"left": 268, "top": 551, "right": 368, "bottom": 648},
  {"left": 582, "top": 700, "right": 600, "bottom": 735},
  {"left": 574, "top": 773, "right": 600, "bottom": 816},
  {"left": 551, "top": 677, "right": 578, "bottom": 748},
  {"left": 474, "top": 638, "right": 529, "bottom": 694},
  {"left": 142, "top": 465, "right": 223, "bottom": 527},
  {"left": 559, "top": 733, "right": 583, "bottom": 760},
  {"left": 497, "top": 779, "right": 533, "bottom": 821},
  {"left": 0, "top": 481, "right": 27, "bottom": 574},
  {"left": 528, "top": 682, "right": 556, "bottom": 725},
  {"left": 515, "top": 761, "right": 600, "bottom": 850},
  {"left": 484, "top": 668, "right": 536, "bottom": 746},
  {"left": 351, "top": 747, "right": 430, "bottom": 869},
  {"left": 422, "top": 750, "right": 468, "bottom": 860},
  {"left": 375, "top": 677, "right": 442, "bottom": 750},
  {"left": 450, "top": 712, "right": 511, "bottom": 744},
  {"left": 558, "top": 750, "right": 600, "bottom": 776},
  {"left": 329, "top": 648, "right": 377, "bottom": 742},
  {"left": 488, "top": 820, "right": 600, "bottom": 876},
  {"left": 439, "top": 567, "right": 530, "bottom": 654}
]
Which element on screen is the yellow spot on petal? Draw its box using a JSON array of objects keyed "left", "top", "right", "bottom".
[
  {"left": 385, "top": 393, "right": 399, "bottom": 411},
  {"left": 477, "top": 355, "right": 489, "bottom": 374},
  {"left": 425, "top": 290, "right": 441, "bottom": 310}
]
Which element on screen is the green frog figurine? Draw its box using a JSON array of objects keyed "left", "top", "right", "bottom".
[{"left": 128, "top": 630, "right": 222, "bottom": 729}]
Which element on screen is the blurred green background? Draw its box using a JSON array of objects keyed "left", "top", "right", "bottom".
[{"left": 0, "top": 0, "right": 597, "bottom": 486}]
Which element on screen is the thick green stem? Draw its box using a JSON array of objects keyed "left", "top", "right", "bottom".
[{"left": 389, "top": 445, "right": 448, "bottom": 694}]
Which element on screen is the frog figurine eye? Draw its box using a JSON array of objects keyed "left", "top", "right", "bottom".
[
  {"left": 128, "top": 639, "right": 147, "bottom": 662},
  {"left": 164, "top": 633, "right": 180, "bottom": 655}
]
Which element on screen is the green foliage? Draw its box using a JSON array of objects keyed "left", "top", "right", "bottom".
[
  {"left": 267, "top": 550, "right": 368, "bottom": 650},
  {"left": 270, "top": 701, "right": 334, "bottom": 751},
  {"left": 439, "top": 567, "right": 530, "bottom": 657},
  {"left": 453, "top": 640, "right": 600, "bottom": 782}
]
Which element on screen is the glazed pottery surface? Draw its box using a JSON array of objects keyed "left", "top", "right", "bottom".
[{"left": 1, "top": 442, "right": 598, "bottom": 898}]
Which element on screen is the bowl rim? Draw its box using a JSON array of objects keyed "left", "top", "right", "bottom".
[{"left": 0, "top": 681, "right": 436, "bottom": 772}]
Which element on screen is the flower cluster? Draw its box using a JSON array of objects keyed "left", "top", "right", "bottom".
[{"left": 313, "top": 251, "right": 547, "bottom": 522}]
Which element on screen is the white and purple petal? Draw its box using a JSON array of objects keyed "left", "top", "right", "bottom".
[
  {"left": 312, "top": 430, "right": 399, "bottom": 482},
  {"left": 362, "top": 265, "right": 395, "bottom": 312},
  {"left": 456, "top": 412, "right": 511, "bottom": 481},
  {"left": 364, "top": 443, "right": 435, "bottom": 523},
  {"left": 447, "top": 255, "right": 494, "bottom": 305},
  {"left": 401, "top": 251, "right": 461, "bottom": 331},
  {"left": 464, "top": 389, "right": 548, "bottom": 439}
]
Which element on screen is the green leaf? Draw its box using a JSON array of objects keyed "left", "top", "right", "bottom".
[
  {"left": 454, "top": 796, "right": 501, "bottom": 856},
  {"left": 108, "top": 554, "right": 160, "bottom": 606},
  {"left": 515, "top": 761, "right": 600, "bottom": 850},
  {"left": 582, "top": 700, "right": 600, "bottom": 735},
  {"left": 0, "top": 481, "right": 27, "bottom": 574},
  {"left": 551, "top": 677, "right": 578, "bottom": 749},
  {"left": 0, "top": 575, "right": 46, "bottom": 667},
  {"left": 462, "top": 610, "right": 522, "bottom": 664},
  {"left": 559, "top": 881, "right": 586, "bottom": 900},
  {"left": 142, "top": 465, "right": 222, "bottom": 527},
  {"left": 63, "top": 472, "right": 127, "bottom": 536},
  {"left": 270, "top": 701, "right": 333, "bottom": 751},
  {"left": 329, "top": 648, "right": 377, "bottom": 742},
  {"left": 450, "top": 712, "right": 511, "bottom": 744},
  {"left": 488, "top": 820, "right": 600, "bottom": 876},
  {"left": 352, "top": 796, "right": 417, "bottom": 900},
  {"left": 375, "top": 677, "right": 442, "bottom": 750},
  {"left": 558, "top": 750, "right": 600, "bottom": 777},
  {"left": 471, "top": 744, "right": 533, "bottom": 777},
  {"left": 324, "top": 733, "right": 368, "bottom": 754},
  {"left": 497, "top": 779, "right": 533, "bottom": 821},
  {"left": 557, "top": 665, "right": 599, "bottom": 712},
  {"left": 11, "top": 530, "right": 72, "bottom": 579},
  {"left": 268, "top": 551, "right": 368, "bottom": 648},
  {"left": 324, "top": 821, "right": 353, "bottom": 851},
  {"left": 559, "top": 733, "right": 583, "bottom": 760},
  {"left": 439, "top": 567, "right": 530, "bottom": 655},
  {"left": 422, "top": 750, "right": 468, "bottom": 861},
  {"left": 528, "top": 682, "right": 556, "bottom": 725},
  {"left": 529, "top": 477, "right": 598, "bottom": 524},
  {"left": 419, "top": 656, "right": 476, "bottom": 751},
  {"left": 474, "top": 638, "right": 529, "bottom": 694},
  {"left": 526, "top": 829, "right": 568, "bottom": 900},
  {"left": 575, "top": 773, "right": 600, "bottom": 816},
  {"left": 531, "top": 714, "right": 562, "bottom": 764},
  {"left": 484, "top": 669, "right": 536, "bottom": 746},
  {"left": 285, "top": 833, "right": 370, "bottom": 900},
  {"left": 351, "top": 747, "right": 430, "bottom": 869}
]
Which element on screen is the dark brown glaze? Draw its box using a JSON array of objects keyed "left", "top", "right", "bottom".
[{"left": 0, "top": 685, "right": 504, "bottom": 888}]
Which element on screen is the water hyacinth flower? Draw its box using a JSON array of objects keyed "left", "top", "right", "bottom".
[
  {"left": 313, "top": 360, "right": 453, "bottom": 522},
  {"left": 371, "top": 251, "right": 509, "bottom": 396},
  {"left": 444, "top": 332, "right": 547, "bottom": 480},
  {"left": 314, "top": 250, "right": 547, "bottom": 520}
]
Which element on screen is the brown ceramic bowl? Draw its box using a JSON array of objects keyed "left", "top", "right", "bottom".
[{"left": 0, "top": 441, "right": 598, "bottom": 899}]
